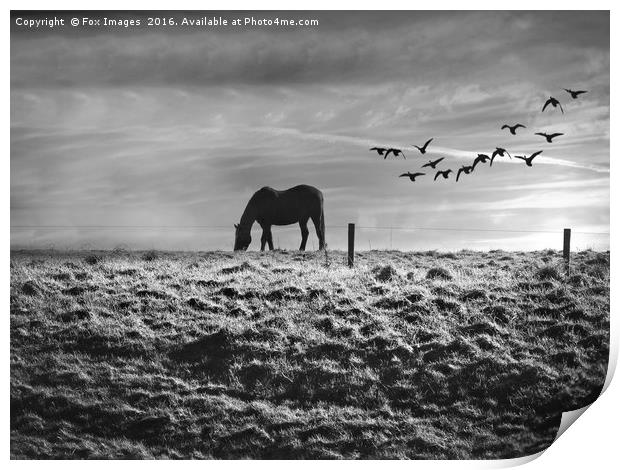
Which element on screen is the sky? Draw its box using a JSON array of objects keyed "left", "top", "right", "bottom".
[{"left": 10, "top": 11, "right": 610, "bottom": 251}]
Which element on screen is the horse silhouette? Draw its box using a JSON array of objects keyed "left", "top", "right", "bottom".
[{"left": 234, "top": 185, "right": 326, "bottom": 251}]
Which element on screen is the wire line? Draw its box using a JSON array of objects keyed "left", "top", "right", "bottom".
[{"left": 10, "top": 225, "right": 610, "bottom": 235}]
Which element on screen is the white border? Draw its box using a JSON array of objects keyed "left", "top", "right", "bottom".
[{"left": 4, "top": 1, "right": 616, "bottom": 467}]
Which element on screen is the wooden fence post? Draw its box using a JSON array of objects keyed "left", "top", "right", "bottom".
[
  {"left": 348, "top": 223, "right": 355, "bottom": 267},
  {"left": 563, "top": 228, "right": 571, "bottom": 274}
]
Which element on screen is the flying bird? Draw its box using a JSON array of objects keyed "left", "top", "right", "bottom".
[
  {"left": 492, "top": 147, "right": 511, "bottom": 159},
  {"left": 564, "top": 88, "right": 587, "bottom": 99},
  {"left": 399, "top": 172, "right": 425, "bottom": 182},
  {"left": 501, "top": 124, "right": 526, "bottom": 135},
  {"left": 434, "top": 169, "right": 452, "bottom": 181},
  {"left": 472, "top": 154, "right": 490, "bottom": 171},
  {"left": 489, "top": 147, "right": 511, "bottom": 166},
  {"left": 456, "top": 165, "right": 473, "bottom": 182},
  {"left": 542, "top": 96, "right": 564, "bottom": 114},
  {"left": 421, "top": 157, "right": 444, "bottom": 169},
  {"left": 370, "top": 147, "right": 388, "bottom": 156},
  {"left": 535, "top": 132, "right": 564, "bottom": 143},
  {"left": 384, "top": 148, "right": 406, "bottom": 159},
  {"left": 515, "top": 150, "right": 543, "bottom": 167},
  {"left": 413, "top": 138, "right": 433, "bottom": 154}
]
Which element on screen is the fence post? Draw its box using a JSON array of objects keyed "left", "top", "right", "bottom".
[
  {"left": 563, "top": 228, "right": 571, "bottom": 274},
  {"left": 348, "top": 223, "right": 355, "bottom": 267}
]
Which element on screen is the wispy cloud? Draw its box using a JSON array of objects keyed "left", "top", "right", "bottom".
[
  {"left": 11, "top": 11, "right": 609, "bottom": 250},
  {"left": 245, "top": 127, "right": 609, "bottom": 174}
]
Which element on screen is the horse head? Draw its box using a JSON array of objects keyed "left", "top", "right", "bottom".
[{"left": 233, "top": 223, "right": 251, "bottom": 251}]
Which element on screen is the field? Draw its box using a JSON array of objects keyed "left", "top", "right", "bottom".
[{"left": 10, "top": 249, "right": 609, "bottom": 459}]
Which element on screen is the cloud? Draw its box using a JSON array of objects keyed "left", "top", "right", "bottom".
[
  {"left": 244, "top": 126, "right": 610, "bottom": 174},
  {"left": 439, "top": 84, "right": 491, "bottom": 110},
  {"left": 11, "top": 11, "right": 609, "bottom": 89},
  {"left": 486, "top": 177, "right": 609, "bottom": 192},
  {"left": 10, "top": 11, "right": 609, "bottom": 250}
]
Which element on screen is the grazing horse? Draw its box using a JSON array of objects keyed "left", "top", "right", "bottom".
[{"left": 234, "top": 185, "right": 326, "bottom": 251}]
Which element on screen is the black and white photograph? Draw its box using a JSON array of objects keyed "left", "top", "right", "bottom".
[{"left": 9, "top": 8, "right": 611, "bottom": 460}]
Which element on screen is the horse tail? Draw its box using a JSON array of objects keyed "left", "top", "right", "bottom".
[{"left": 319, "top": 205, "right": 326, "bottom": 250}]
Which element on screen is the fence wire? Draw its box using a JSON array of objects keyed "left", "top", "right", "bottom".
[{"left": 10, "top": 225, "right": 610, "bottom": 235}]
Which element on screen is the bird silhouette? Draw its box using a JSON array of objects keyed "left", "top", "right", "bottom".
[
  {"left": 370, "top": 147, "right": 387, "bottom": 156},
  {"left": 501, "top": 124, "right": 526, "bottom": 135},
  {"left": 399, "top": 172, "right": 425, "bottom": 182},
  {"left": 542, "top": 96, "right": 564, "bottom": 114},
  {"left": 535, "top": 132, "right": 564, "bottom": 143},
  {"left": 492, "top": 147, "right": 511, "bottom": 159},
  {"left": 515, "top": 150, "right": 543, "bottom": 167},
  {"left": 472, "top": 154, "right": 490, "bottom": 171},
  {"left": 489, "top": 147, "right": 511, "bottom": 166},
  {"left": 421, "top": 157, "right": 444, "bottom": 169},
  {"left": 384, "top": 148, "right": 406, "bottom": 159},
  {"left": 413, "top": 138, "right": 433, "bottom": 154},
  {"left": 456, "top": 165, "right": 473, "bottom": 182},
  {"left": 434, "top": 169, "right": 452, "bottom": 181},
  {"left": 564, "top": 88, "right": 587, "bottom": 99}
]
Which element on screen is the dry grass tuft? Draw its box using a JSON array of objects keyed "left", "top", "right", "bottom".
[
  {"left": 426, "top": 266, "right": 453, "bottom": 280},
  {"left": 83, "top": 254, "right": 101, "bottom": 265},
  {"left": 141, "top": 250, "right": 159, "bottom": 262},
  {"left": 372, "top": 264, "right": 400, "bottom": 282},
  {"left": 536, "top": 264, "right": 563, "bottom": 281}
]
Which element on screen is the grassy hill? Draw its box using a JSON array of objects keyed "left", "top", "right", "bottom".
[{"left": 10, "top": 249, "right": 609, "bottom": 459}]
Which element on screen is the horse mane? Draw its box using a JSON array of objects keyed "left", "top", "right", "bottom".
[{"left": 238, "top": 189, "right": 265, "bottom": 230}]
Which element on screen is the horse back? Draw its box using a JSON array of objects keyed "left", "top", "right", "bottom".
[
  {"left": 253, "top": 185, "right": 323, "bottom": 203},
  {"left": 251, "top": 185, "right": 323, "bottom": 225}
]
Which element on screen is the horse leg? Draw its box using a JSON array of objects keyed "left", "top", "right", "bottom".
[
  {"left": 299, "top": 219, "right": 309, "bottom": 251},
  {"left": 311, "top": 211, "right": 326, "bottom": 250},
  {"left": 260, "top": 227, "right": 268, "bottom": 251},
  {"left": 266, "top": 227, "right": 274, "bottom": 250}
]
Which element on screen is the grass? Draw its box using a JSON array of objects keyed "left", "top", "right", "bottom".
[{"left": 10, "top": 249, "right": 609, "bottom": 459}]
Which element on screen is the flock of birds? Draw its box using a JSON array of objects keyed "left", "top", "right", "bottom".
[{"left": 368, "top": 88, "right": 588, "bottom": 183}]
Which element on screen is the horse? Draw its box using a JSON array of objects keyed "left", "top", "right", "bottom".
[{"left": 234, "top": 185, "right": 326, "bottom": 251}]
